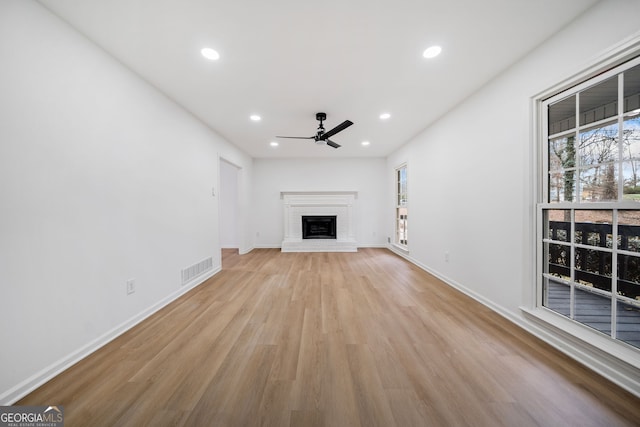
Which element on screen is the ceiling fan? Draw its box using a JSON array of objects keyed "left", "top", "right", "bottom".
[{"left": 276, "top": 112, "right": 353, "bottom": 149}]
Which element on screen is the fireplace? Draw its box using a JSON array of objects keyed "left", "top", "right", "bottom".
[
  {"left": 302, "top": 216, "right": 337, "bottom": 239},
  {"left": 280, "top": 191, "right": 357, "bottom": 252}
]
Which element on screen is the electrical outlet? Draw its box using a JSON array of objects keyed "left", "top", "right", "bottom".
[
  {"left": 445, "top": 251, "right": 450, "bottom": 263},
  {"left": 126, "top": 279, "right": 135, "bottom": 295}
]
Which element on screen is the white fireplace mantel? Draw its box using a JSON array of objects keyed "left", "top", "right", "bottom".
[
  {"left": 280, "top": 190, "right": 358, "bottom": 199},
  {"left": 281, "top": 191, "right": 358, "bottom": 252}
]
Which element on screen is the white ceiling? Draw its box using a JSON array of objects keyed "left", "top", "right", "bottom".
[{"left": 38, "top": 0, "right": 598, "bottom": 158}]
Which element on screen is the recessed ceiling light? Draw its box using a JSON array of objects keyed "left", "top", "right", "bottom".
[
  {"left": 270, "top": 141, "right": 279, "bottom": 147},
  {"left": 379, "top": 113, "right": 391, "bottom": 120},
  {"left": 361, "top": 141, "right": 370, "bottom": 146},
  {"left": 201, "top": 47, "right": 220, "bottom": 61},
  {"left": 250, "top": 115, "right": 261, "bottom": 121},
  {"left": 423, "top": 45, "right": 442, "bottom": 59}
]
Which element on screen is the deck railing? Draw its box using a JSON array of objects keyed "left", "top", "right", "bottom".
[{"left": 548, "top": 221, "right": 640, "bottom": 300}]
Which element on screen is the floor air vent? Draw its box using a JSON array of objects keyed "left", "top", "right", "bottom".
[{"left": 181, "top": 257, "right": 213, "bottom": 286}]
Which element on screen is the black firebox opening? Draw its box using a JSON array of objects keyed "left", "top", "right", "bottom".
[{"left": 302, "top": 216, "right": 337, "bottom": 239}]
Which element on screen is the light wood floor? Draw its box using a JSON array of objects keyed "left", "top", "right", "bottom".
[{"left": 19, "top": 248, "right": 640, "bottom": 426}]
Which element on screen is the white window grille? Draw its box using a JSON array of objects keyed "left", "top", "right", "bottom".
[{"left": 539, "top": 56, "right": 640, "bottom": 350}]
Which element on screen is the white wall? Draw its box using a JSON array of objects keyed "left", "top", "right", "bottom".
[
  {"left": 387, "top": 0, "right": 640, "bottom": 393},
  {"left": 253, "top": 158, "right": 387, "bottom": 247},
  {"left": 0, "top": 0, "right": 252, "bottom": 404}
]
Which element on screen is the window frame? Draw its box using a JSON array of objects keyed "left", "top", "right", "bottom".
[
  {"left": 395, "top": 163, "right": 408, "bottom": 249},
  {"left": 534, "top": 51, "right": 640, "bottom": 354}
]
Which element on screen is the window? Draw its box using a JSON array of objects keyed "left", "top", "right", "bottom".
[
  {"left": 540, "top": 57, "right": 640, "bottom": 350},
  {"left": 395, "top": 164, "right": 408, "bottom": 247}
]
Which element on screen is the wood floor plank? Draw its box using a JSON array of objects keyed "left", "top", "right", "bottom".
[
  {"left": 346, "top": 343, "right": 397, "bottom": 427},
  {"left": 318, "top": 331, "right": 361, "bottom": 427},
  {"left": 17, "top": 248, "right": 640, "bottom": 426}
]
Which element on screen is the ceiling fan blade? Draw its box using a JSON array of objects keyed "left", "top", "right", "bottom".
[
  {"left": 322, "top": 120, "right": 353, "bottom": 139},
  {"left": 326, "top": 139, "right": 341, "bottom": 149},
  {"left": 275, "top": 136, "right": 314, "bottom": 139}
]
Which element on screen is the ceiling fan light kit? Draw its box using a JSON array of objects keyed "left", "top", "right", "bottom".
[{"left": 276, "top": 112, "right": 353, "bottom": 149}]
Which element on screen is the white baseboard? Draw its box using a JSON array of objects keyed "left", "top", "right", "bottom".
[
  {"left": 253, "top": 244, "right": 280, "bottom": 249},
  {"left": 0, "top": 267, "right": 220, "bottom": 405},
  {"left": 387, "top": 245, "right": 640, "bottom": 398},
  {"left": 251, "top": 243, "right": 388, "bottom": 250}
]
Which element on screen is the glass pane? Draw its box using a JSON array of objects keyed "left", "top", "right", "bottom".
[
  {"left": 622, "top": 117, "right": 640, "bottom": 199},
  {"left": 580, "top": 76, "right": 618, "bottom": 126},
  {"left": 574, "top": 287, "right": 611, "bottom": 336},
  {"left": 396, "top": 207, "right": 407, "bottom": 245},
  {"left": 622, "top": 162, "right": 640, "bottom": 202},
  {"left": 622, "top": 116, "right": 640, "bottom": 161},
  {"left": 543, "top": 276, "right": 570, "bottom": 317},
  {"left": 624, "top": 63, "right": 640, "bottom": 113},
  {"left": 548, "top": 95, "right": 576, "bottom": 134},
  {"left": 397, "top": 167, "right": 407, "bottom": 206},
  {"left": 549, "top": 135, "right": 576, "bottom": 171},
  {"left": 549, "top": 169, "right": 576, "bottom": 203},
  {"left": 618, "top": 210, "right": 640, "bottom": 252},
  {"left": 546, "top": 209, "right": 571, "bottom": 241},
  {"left": 545, "top": 242, "right": 570, "bottom": 281},
  {"left": 579, "top": 165, "right": 619, "bottom": 202},
  {"left": 618, "top": 254, "right": 640, "bottom": 300},
  {"left": 574, "top": 210, "right": 612, "bottom": 248},
  {"left": 619, "top": 210, "right": 640, "bottom": 252},
  {"left": 579, "top": 122, "right": 619, "bottom": 167},
  {"left": 616, "top": 299, "right": 640, "bottom": 349},
  {"left": 575, "top": 248, "right": 612, "bottom": 292}
]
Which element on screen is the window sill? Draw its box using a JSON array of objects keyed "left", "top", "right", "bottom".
[
  {"left": 520, "top": 306, "right": 640, "bottom": 370},
  {"left": 391, "top": 243, "right": 409, "bottom": 255}
]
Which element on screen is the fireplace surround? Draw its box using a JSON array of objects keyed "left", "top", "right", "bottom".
[{"left": 281, "top": 191, "right": 357, "bottom": 252}]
